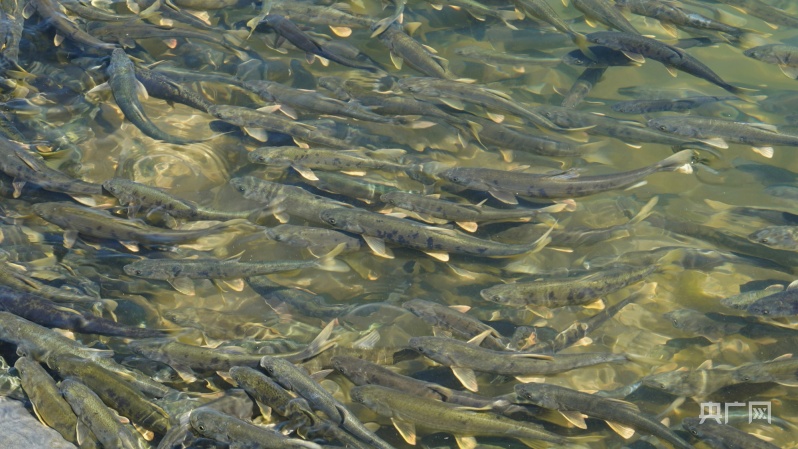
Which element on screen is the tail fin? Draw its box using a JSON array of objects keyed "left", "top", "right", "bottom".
[
  {"left": 315, "top": 243, "right": 350, "bottom": 273},
  {"left": 656, "top": 150, "right": 695, "bottom": 173}
]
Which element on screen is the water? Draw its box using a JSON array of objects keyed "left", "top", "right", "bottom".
[{"left": 0, "top": 0, "right": 797, "bottom": 447}]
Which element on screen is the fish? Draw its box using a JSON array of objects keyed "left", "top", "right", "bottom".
[
  {"left": 14, "top": 357, "right": 94, "bottom": 448},
  {"left": 319, "top": 207, "right": 552, "bottom": 261},
  {"left": 248, "top": 146, "right": 406, "bottom": 180},
  {"left": 665, "top": 308, "right": 745, "bottom": 341},
  {"left": 515, "top": 382, "right": 693, "bottom": 448},
  {"left": 746, "top": 284, "right": 798, "bottom": 317},
  {"left": 231, "top": 365, "right": 372, "bottom": 448},
  {"left": 105, "top": 48, "right": 199, "bottom": 145},
  {"left": 208, "top": 104, "right": 355, "bottom": 148},
  {"left": 714, "top": 0, "right": 798, "bottom": 28},
  {"left": 123, "top": 247, "right": 347, "bottom": 294},
  {"left": 398, "top": 77, "right": 565, "bottom": 131},
  {"left": 409, "top": 335, "right": 626, "bottom": 390},
  {"left": 381, "top": 191, "right": 565, "bottom": 232},
  {"left": 229, "top": 176, "right": 353, "bottom": 224},
  {"left": 25, "top": 0, "right": 118, "bottom": 50},
  {"left": 511, "top": 0, "right": 593, "bottom": 57},
  {"left": 260, "top": 356, "right": 397, "bottom": 449},
  {"left": 560, "top": 67, "right": 607, "bottom": 108},
  {"left": 303, "top": 170, "right": 400, "bottom": 205},
  {"left": 373, "top": 23, "right": 454, "bottom": 79},
  {"left": 462, "top": 114, "right": 590, "bottom": 157},
  {"left": 612, "top": 96, "right": 740, "bottom": 114},
  {"left": 648, "top": 116, "right": 798, "bottom": 157},
  {"left": 189, "top": 408, "right": 322, "bottom": 449},
  {"left": 616, "top": 0, "right": 762, "bottom": 41},
  {"left": 129, "top": 320, "right": 336, "bottom": 378},
  {"left": 351, "top": 384, "right": 574, "bottom": 448},
  {"left": 32, "top": 202, "right": 240, "bottom": 250},
  {"left": 682, "top": 417, "right": 781, "bottom": 449},
  {"left": 402, "top": 298, "right": 508, "bottom": 350},
  {"left": 585, "top": 31, "right": 753, "bottom": 98},
  {"left": 573, "top": 0, "right": 640, "bottom": 34},
  {"left": 746, "top": 44, "right": 798, "bottom": 79},
  {"left": 0, "top": 284, "right": 163, "bottom": 338},
  {"left": 133, "top": 65, "right": 214, "bottom": 113},
  {"left": 419, "top": 0, "right": 522, "bottom": 29},
  {"left": 60, "top": 379, "right": 150, "bottom": 449},
  {"left": 259, "top": 14, "right": 379, "bottom": 71},
  {"left": 103, "top": 178, "right": 260, "bottom": 221},
  {"left": 562, "top": 46, "right": 640, "bottom": 68},
  {"left": 49, "top": 355, "right": 171, "bottom": 435},
  {"left": 0, "top": 135, "right": 102, "bottom": 200},
  {"left": 720, "top": 284, "right": 785, "bottom": 310},
  {"left": 243, "top": 79, "right": 393, "bottom": 123},
  {"left": 439, "top": 150, "right": 694, "bottom": 202}
]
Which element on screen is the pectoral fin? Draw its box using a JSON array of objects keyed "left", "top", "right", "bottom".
[
  {"left": 391, "top": 417, "right": 416, "bottom": 445},
  {"left": 606, "top": 420, "right": 635, "bottom": 439},
  {"left": 451, "top": 366, "right": 478, "bottom": 392},
  {"left": 455, "top": 436, "right": 477, "bottom": 449},
  {"left": 292, "top": 165, "right": 319, "bottom": 181},
  {"left": 168, "top": 277, "right": 196, "bottom": 296},
  {"left": 363, "top": 236, "right": 394, "bottom": 259},
  {"left": 560, "top": 410, "right": 588, "bottom": 429}
]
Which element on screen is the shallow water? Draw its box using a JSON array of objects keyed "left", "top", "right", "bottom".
[{"left": 1, "top": 0, "right": 797, "bottom": 447}]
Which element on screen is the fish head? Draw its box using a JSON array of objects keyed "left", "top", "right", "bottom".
[
  {"left": 407, "top": 336, "right": 453, "bottom": 364},
  {"left": 190, "top": 408, "right": 227, "bottom": 438},
  {"left": 318, "top": 209, "right": 362, "bottom": 233},
  {"left": 561, "top": 49, "right": 603, "bottom": 68},
  {"left": 681, "top": 417, "right": 703, "bottom": 437},
  {"left": 747, "top": 227, "right": 795, "bottom": 250},
  {"left": 514, "top": 383, "right": 560, "bottom": 410},
  {"left": 247, "top": 149, "right": 274, "bottom": 165},
  {"left": 479, "top": 285, "right": 516, "bottom": 306}
]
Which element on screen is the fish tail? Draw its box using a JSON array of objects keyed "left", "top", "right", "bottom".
[
  {"left": 315, "top": 243, "right": 350, "bottom": 273},
  {"left": 656, "top": 149, "right": 695, "bottom": 173},
  {"left": 628, "top": 196, "right": 658, "bottom": 225},
  {"left": 728, "top": 85, "right": 766, "bottom": 103},
  {"left": 571, "top": 33, "right": 596, "bottom": 61}
]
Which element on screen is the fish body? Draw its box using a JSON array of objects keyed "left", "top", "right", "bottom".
[
  {"left": 562, "top": 46, "right": 638, "bottom": 67},
  {"left": 410, "top": 335, "right": 626, "bottom": 376},
  {"left": 715, "top": 0, "right": 798, "bottom": 28},
  {"left": 32, "top": 202, "right": 230, "bottom": 246},
  {"left": 265, "top": 224, "right": 362, "bottom": 254},
  {"left": 244, "top": 79, "right": 392, "bottom": 123},
  {"left": 260, "top": 356, "right": 396, "bottom": 449},
  {"left": 208, "top": 104, "right": 354, "bottom": 148},
  {"left": 15, "top": 357, "right": 91, "bottom": 448},
  {"left": 515, "top": 383, "right": 693, "bottom": 449},
  {"left": 612, "top": 96, "right": 738, "bottom": 114},
  {"left": 682, "top": 418, "right": 780, "bottom": 449},
  {"left": 402, "top": 298, "right": 507, "bottom": 350},
  {"left": 574, "top": 0, "right": 639, "bottom": 34},
  {"left": 617, "top": 0, "right": 752, "bottom": 37},
  {"left": 440, "top": 150, "right": 693, "bottom": 200},
  {"left": 0, "top": 285, "right": 162, "bottom": 338},
  {"left": 649, "top": 116, "right": 798, "bottom": 149},
  {"left": 103, "top": 178, "right": 254, "bottom": 221},
  {"left": 642, "top": 366, "right": 737, "bottom": 397},
  {"left": 230, "top": 176, "right": 352, "bottom": 223},
  {"left": 381, "top": 191, "right": 558, "bottom": 224},
  {"left": 561, "top": 67, "right": 607, "bottom": 108},
  {"left": 133, "top": 65, "right": 213, "bottom": 113},
  {"left": 60, "top": 379, "right": 150, "bottom": 449},
  {"left": 375, "top": 23, "right": 453, "bottom": 79},
  {"left": 586, "top": 31, "right": 748, "bottom": 96},
  {"left": 745, "top": 44, "right": 798, "bottom": 78},
  {"left": 465, "top": 115, "right": 585, "bottom": 156},
  {"left": 481, "top": 264, "right": 656, "bottom": 308},
  {"left": 319, "top": 207, "right": 549, "bottom": 258},
  {"left": 399, "top": 77, "right": 561, "bottom": 131},
  {"left": 305, "top": 170, "right": 398, "bottom": 204},
  {"left": 189, "top": 408, "right": 321, "bottom": 449},
  {"left": 249, "top": 146, "right": 405, "bottom": 175},
  {"left": 512, "top": 0, "right": 591, "bottom": 54},
  {"left": 108, "top": 49, "right": 197, "bottom": 145},
  {"left": 123, "top": 257, "right": 329, "bottom": 280},
  {"left": 0, "top": 136, "right": 102, "bottom": 197},
  {"left": 535, "top": 105, "right": 696, "bottom": 145},
  {"left": 49, "top": 355, "right": 170, "bottom": 435},
  {"left": 29, "top": 0, "right": 118, "bottom": 50},
  {"left": 747, "top": 286, "right": 798, "bottom": 316},
  {"left": 351, "top": 384, "right": 570, "bottom": 446}
]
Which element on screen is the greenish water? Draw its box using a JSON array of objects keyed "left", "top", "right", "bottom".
[{"left": 0, "top": 0, "right": 797, "bottom": 448}]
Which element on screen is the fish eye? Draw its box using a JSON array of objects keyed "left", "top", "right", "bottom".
[
  {"left": 197, "top": 424, "right": 205, "bottom": 431},
  {"left": 492, "top": 295, "right": 502, "bottom": 302},
  {"left": 133, "top": 269, "right": 142, "bottom": 276},
  {"left": 658, "top": 125, "right": 667, "bottom": 131},
  {"left": 759, "top": 238, "right": 770, "bottom": 244},
  {"left": 671, "top": 319, "right": 679, "bottom": 326},
  {"left": 327, "top": 217, "right": 336, "bottom": 225},
  {"left": 690, "top": 429, "right": 698, "bottom": 436}
]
